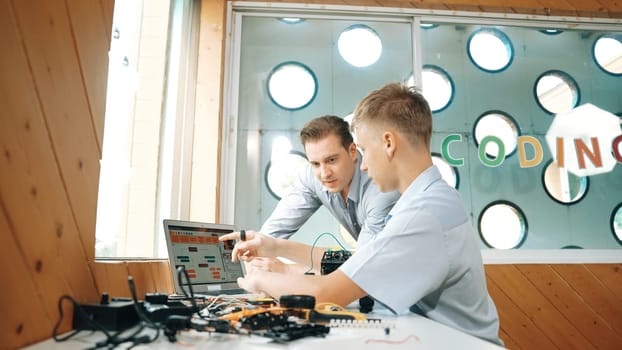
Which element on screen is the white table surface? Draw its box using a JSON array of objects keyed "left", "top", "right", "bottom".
[{"left": 24, "top": 310, "right": 504, "bottom": 350}]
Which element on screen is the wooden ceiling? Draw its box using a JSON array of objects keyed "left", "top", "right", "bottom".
[{"left": 234, "top": 0, "right": 622, "bottom": 19}]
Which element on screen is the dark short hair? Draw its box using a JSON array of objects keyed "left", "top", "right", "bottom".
[
  {"left": 299, "top": 115, "right": 354, "bottom": 150},
  {"left": 352, "top": 83, "right": 432, "bottom": 147}
]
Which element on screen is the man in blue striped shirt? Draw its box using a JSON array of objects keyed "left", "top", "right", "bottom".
[{"left": 253, "top": 115, "right": 399, "bottom": 274}]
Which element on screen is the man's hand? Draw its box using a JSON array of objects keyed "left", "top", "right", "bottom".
[
  {"left": 236, "top": 271, "right": 269, "bottom": 294},
  {"left": 249, "top": 257, "right": 290, "bottom": 273},
  {"left": 219, "top": 230, "right": 276, "bottom": 262}
]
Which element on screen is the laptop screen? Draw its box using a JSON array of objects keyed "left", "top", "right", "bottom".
[{"left": 163, "top": 220, "right": 245, "bottom": 295}]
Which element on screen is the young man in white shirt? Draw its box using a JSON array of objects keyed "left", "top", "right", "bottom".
[{"left": 222, "top": 83, "right": 502, "bottom": 345}]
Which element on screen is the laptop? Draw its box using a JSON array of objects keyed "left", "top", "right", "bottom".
[{"left": 163, "top": 219, "right": 248, "bottom": 296}]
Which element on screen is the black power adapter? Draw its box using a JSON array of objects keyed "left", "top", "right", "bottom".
[
  {"left": 72, "top": 294, "right": 139, "bottom": 331},
  {"left": 72, "top": 300, "right": 139, "bottom": 331}
]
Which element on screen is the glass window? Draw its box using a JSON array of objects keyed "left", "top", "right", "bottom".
[
  {"left": 539, "top": 29, "right": 563, "bottom": 35},
  {"left": 432, "top": 153, "right": 459, "bottom": 189},
  {"left": 421, "top": 23, "right": 438, "bottom": 30},
  {"left": 265, "top": 151, "right": 308, "bottom": 200},
  {"left": 593, "top": 34, "right": 622, "bottom": 75},
  {"left": 479, "top": 201, "right": 527, "bottom": 249},
  {"left": 422, "top": 65, "right": 454, "bottom": 113},
  {"left": 534, "top": 70, "right": 580, "bottom": 115},
  {"left": 267, "top": 62, "right": 318, "bottom": 110},
  {"left": 226, "top": 5, "right": 622, "bottom": 254},
  {"left": 611, "top": 204, "right": 622, "bottom": 244},
  {"left": 96, "top": 0, "right": 178, "bottom": 258},
  {"left": 473, "top": 111, "right": 520, "bottom": 159},
  {"left": 407, "top": 65, "right": 454, "bottom": 113},
  {"left": 338, "top": 24, "right": 382, "bottom": 68},
  {"left": 542, "top": 161, "right": 589, "bottom": 205},
  {"left": 280, "top": 18, "right": 303, "bottom": 24},
  {"left": 467, "top": 28, "right": 513, "bottom": 72}
]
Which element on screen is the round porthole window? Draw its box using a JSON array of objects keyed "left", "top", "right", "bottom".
[
  {"left": 279, "top": 18, "right": 303, "bottom": 24},
  {"left": 473, "top": 111, "right": 520, "bottom": 159},
  {"left": 593, "top": 34, "right": 622, "bottom": 75},
  {"left": 542, "top": 160, "right": 589, "bottom": 205},
  {"left": 422, "top": 66, "right": 454, "bottom": 113},
  {"left": 611, "top": 203, "right": 622, "bottom": 244},
  {"left": 539, "top": 29, "right": 563, "bottom": 35},
  {"left": 407, "top": 65, "right": 454, "bottom": 113},
  {"left": 338, "top": 25, "right": 382, "bottom": 68},
  {"left": 432, "top": 153, "right": 459, "bottom": 189},
  {"left": 534, "top": 70, "right": 580, "bottom": 115},
  {"left": 265, "top": 151, "right": 308, "bottom": 199},
  {"left": 479, "top": 201, "right": 527, "bottom": 249},
  {"left": 267, "top": 62, "right": 317, "bottom": 110},
  {"left": 467, "top": 28, "right": 514, "bottom": 72},
  {"left": 420, "top": 23, "right": 438, "bottom": 30}
]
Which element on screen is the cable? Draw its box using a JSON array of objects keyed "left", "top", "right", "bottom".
[
  {"left": 52, "top": 295, "right": 111, "bottom": 342},
  {"left": 127, "top": 276, "right": 161, "bottom": 345},
  {"left": 176, "top": 266, "right": 206, "bottom": 319},
  {"left": 304, "top": 232, "right": 348, "bottom": 274}
]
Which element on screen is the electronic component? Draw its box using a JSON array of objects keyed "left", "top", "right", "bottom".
[
  {"left": 72, "top": 299, "right": 139, "bottom": 331},
  {"left": 240, "top": 311, "right": 289, "bottom": 330},
  {"left": 263, "top": 323, "right": 330, "bottom": 342},
  {"left": 320, "top": 249, "right": 352, "bottom": 275}
]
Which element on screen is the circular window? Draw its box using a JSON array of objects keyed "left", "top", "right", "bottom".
[
  {"left": 265, "top": 151, "right": 308, "bottom": 199},
  {"left": 467, "top": 28, "right": 514, "bottom": 72},
  {"left": 267, "top": 62, "right": 317, "bottom": 110},
  {"left": 432, "top": 153, "right": 459, "bottom": 189},
  {"left": 593, "top": 35, "right": 622, "bottom": 75},
  {"left": 422, "top": 66, "right": 454, "bottom": 113},
  {"left": 338, "top": 25, "right": 382, "bottom": 68},
  {"left": 534, "top": 70, "right": 580, "bottom": 115},
  {"left": 473, "top": 111, "right": 519, "bottom": 159},
  {"left": 280, "top": 18, "right": 303, "bottom": 24},
  {"left": 611, "top": 203, "right": 622, "bottom": 244},
  {"left": 539, "top": 29, "right": 563, "bottom": 35},
  {"left": 542, "top": 160, "right": 589, "bottom": 205},
  {"left": 420, "top": 23, "right": 438, "bottom": 30},
  {"left": 479, "top": 201, "right": 527, "bottom": 249}
]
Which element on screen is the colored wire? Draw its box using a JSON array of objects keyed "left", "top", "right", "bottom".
[{"left": 304, "top": 232, "right": 348, "bottom": 274}]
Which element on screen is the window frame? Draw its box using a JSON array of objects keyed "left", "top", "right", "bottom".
[{"left": 220, "top": 2, "right": 622, "bottom": 264}]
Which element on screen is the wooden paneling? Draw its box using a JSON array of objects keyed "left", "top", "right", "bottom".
[
  {"left": 487, "top": 264, "right": 622, "bottom": 349},
  {"left": 0, "top": 0, "right": 108, "bottom": 347},
  {"left": 12, "top": 0, "right": 103, "bottom": 262},
  {"left": 0, "top": 199, "right": 53, "bottom": 350},
  {"left": 66, "top": 0, "right": 111, "bottom": 151},
  {"left": 552, "top": 265, "right": 622, "bottom": 336},
  {"left": 519, "top": 264, "right": 622, "bottom": 349},
  {"left": 89, "top": 261, "right": 174, "bottom": 300},
  {"left": 0, "top": 0, "right": 101, "bottom": 342},
  {"left": 486, "top": 274, "right": 557, "bottom": 349}
]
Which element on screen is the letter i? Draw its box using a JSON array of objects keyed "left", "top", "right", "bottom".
[{"left": 556, "top": 137, "right": 565, "bottom": 167}]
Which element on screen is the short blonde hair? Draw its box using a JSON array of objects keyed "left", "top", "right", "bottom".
[{"left": 351, "top": 83, "right": 432, "bottom": 148}]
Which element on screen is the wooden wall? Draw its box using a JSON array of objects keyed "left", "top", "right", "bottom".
[{"left": 0, "top": 0, "right": 620, "bottom": 349}]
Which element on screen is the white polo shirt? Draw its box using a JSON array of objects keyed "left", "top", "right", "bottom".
[{"left": 339, "top": 165, "right": 503, "bottom": 345}]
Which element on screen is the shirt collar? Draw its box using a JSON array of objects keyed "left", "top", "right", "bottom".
[{"left": 389, "top": 165, "right": 441, "bottom": 214}]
